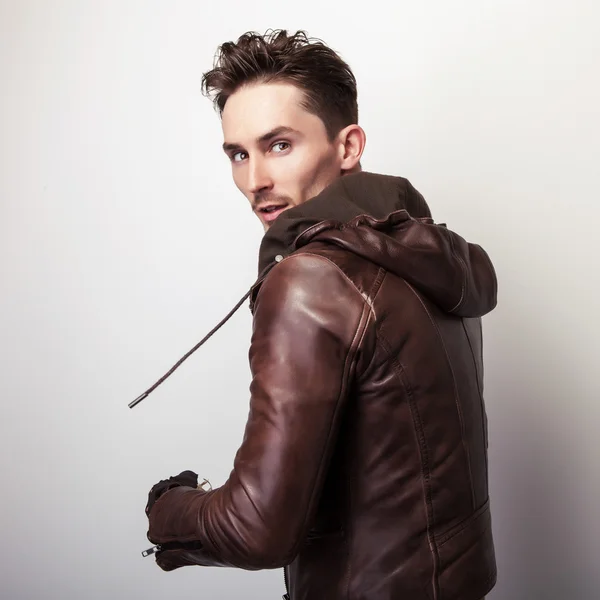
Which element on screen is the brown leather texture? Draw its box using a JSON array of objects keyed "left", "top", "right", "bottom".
[{"left": 148, "top": 174, "right": 497, "bottom": 600}]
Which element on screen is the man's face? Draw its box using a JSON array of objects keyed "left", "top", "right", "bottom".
[{"left": 221, "top": 82, "right": 343, "bottom": 230}]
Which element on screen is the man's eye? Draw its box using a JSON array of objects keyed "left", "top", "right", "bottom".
[
  {"left": 232, "top": 151, "right": 247, "bottom": 162},
  {"left": 272, "top": 142, "right": 290, "bottom": 153}
]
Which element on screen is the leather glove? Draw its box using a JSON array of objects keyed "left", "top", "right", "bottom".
[
  {"left": 145, "top": 470, "right": 198, "bottom": 517},
  {"left": 144, "top": 470, "right": 212, "bottom": 572}
]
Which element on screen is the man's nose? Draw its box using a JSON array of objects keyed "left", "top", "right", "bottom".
[{"left": 247, "top": 157, "right": 273, "bottom": 195}]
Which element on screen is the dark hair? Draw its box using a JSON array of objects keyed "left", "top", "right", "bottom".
[{"left": 202, "top": 29, "right": 358, "bottom": 140}]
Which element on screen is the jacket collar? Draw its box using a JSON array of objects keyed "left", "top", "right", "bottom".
[{"left": 256, "top": 171, "right": 432, "bottom": 275}]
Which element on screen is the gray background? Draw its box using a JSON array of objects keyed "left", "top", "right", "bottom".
[{"left": 1, "top": 1, "right": 598, "bottom": 598}]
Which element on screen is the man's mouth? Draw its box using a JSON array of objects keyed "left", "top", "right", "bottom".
[{"left": 258, "top": 204, "right": 289, "bottom": 223}]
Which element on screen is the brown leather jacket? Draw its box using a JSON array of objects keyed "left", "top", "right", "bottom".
[{"left": 147, "top": 172, "right": 498, "bottom": 600}]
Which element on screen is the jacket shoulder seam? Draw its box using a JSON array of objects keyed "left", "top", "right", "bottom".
[{"left": 283, "top": 250, "right": 377, "bottom": 320}]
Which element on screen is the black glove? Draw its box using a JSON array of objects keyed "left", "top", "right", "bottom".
[{"left": 145, "top": 470, "right": 198, "bottom": 517}]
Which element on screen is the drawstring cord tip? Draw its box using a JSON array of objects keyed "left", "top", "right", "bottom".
[{"left": 129, "top": 391, "right": 148, "bottom": 409}]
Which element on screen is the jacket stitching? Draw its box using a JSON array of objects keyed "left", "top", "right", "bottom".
[
  {"left": 354, "top": 267, "right": 386, "bottom": 381},
  {"left": 411, "top": 281, "right": 476, "bottom": 510},
  {"left": 293, "top": 251, "right": 377, "bottom": 319},
  {"left": 376, "top": 329, "right": 440, "bottom": 600},
  {"left": 438, "top": 526, "right": 490, "bottom": 574},
  {"left": 369, "top": 267, "right": 387, "bottom": 306},
  {"left": 436, "top": 498, "right": 490, "bottom": 547},
  {"left": 403, "top": 280, "right": 476, "bottom": 512},
  {"left": 340, "top": 268, "right": 383, "bottom": 600},
  {"left": 342, "top": 305, "right": 371, "bottom": 600}
]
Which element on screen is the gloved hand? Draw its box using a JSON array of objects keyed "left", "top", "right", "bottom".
[
  {"left": 144, "top": 470, "right": 211, "bottom": 572},
  {"left": 145, "top": 470, "right": 198, "bottom": 517}
]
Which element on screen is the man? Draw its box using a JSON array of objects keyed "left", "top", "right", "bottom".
[{"left": 143, "top": 30, "right": 497, "bottom": 600}]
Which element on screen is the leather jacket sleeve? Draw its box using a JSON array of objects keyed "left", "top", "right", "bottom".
[{"left": 147, "top": 253, "right": 372, "bottom": 569}]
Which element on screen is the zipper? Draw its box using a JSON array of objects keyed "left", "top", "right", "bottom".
[
  {"left": 282, "top": 565, "right": 290, "bottom": 600},
  {"left": 141, "top": 540, "right": 204, "bottom": 557},
  {"left": 144, "top": 544, "right": 291, "bottom": 600},
  {"left": 142, "top": 544, "right": 162, "bottom": 557}
]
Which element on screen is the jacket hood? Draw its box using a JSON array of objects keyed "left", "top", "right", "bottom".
[{"left": 257, "top": 172, "right": 497, "bottom": 319}]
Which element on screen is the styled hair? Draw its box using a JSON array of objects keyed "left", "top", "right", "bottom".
[{"left": 202, "top": 29, "right": 358, "bottom": 140}]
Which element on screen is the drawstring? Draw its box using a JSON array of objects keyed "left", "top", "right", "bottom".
[
  {"left": 128, "top": 261, "right": 278, "bottom": 409},
  {"left": 128, "top": 289, "right": 252, "bottom": 409}
]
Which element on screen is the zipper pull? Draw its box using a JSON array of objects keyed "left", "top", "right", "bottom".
[{"left": 141, "top": 544, "right": 162, "bottom": 557}]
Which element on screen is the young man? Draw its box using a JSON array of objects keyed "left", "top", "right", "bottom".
[{"left": 144, "top": 30, "right": 497, "bottom": 600}]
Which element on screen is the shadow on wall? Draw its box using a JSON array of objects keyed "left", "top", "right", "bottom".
[{"left": 486, "top": 311, "right": 595, "bottom": 600}]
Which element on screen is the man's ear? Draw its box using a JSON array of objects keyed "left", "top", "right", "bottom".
[{"left": 338, "top": 124, "right": 366, "bottom": 173}]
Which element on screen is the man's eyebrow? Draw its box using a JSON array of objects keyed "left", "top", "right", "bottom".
[
  {"left": 222, "top": 126, "right": 299, "bottom": 153},
  {"left": 257, "top": 126, "right": 298, "bottom": 143}
]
